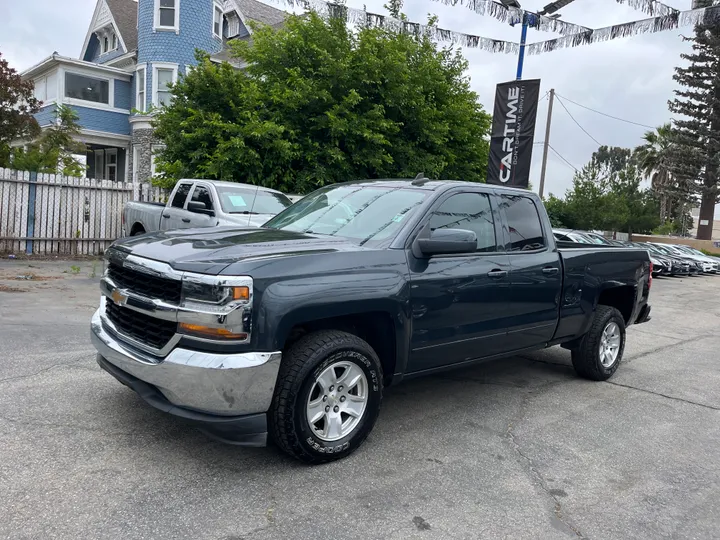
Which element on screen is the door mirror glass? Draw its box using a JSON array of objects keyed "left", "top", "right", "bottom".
[
  {"left": 187, "top": 201, "right": 214, "bottom": 216},
  {"left": 417, "top": 228, "right": 477, "bottom": 255}
]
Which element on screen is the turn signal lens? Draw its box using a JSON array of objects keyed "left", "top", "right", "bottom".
[
  {"left": 179, "top": 323, "right": 248, "bottom": 340},
  {"left": 231, "top": 286, "right": 250, "bottom": 301}
]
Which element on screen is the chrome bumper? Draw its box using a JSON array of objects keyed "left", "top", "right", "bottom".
[{"left": 91, "top": 309, "right": 281, "bottom": 416}]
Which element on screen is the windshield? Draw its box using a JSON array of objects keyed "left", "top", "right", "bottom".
[
  {"left": 264, "top": 184, "right": 428, "bottom": 245},
  {"left": 567, "top": 232, "right": 592, "bottom": 244},
  {"left": 216, "top": 185, "right": 293, "bottom": 215},
  {"left": 583, "top": 232, "right": 611, "bottom": 245},
  {"left": 650, "top": 244, "right": 674, "bottom": 256}
]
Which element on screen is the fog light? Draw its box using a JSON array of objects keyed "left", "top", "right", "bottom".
[{"left": 179, "top": 323, "right": 248, "bottom": 340}]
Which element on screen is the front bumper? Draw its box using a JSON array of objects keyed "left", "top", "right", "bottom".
[{"left": 91, "top": 309, "right": 281, "bottom": 445}]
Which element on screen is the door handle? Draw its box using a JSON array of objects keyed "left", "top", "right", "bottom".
[
  {"left": 182, "top": 218, "right": 191, "bottom": 223},
  {"left": 542, "top": 267, "right": 559, "bottom": 275},
  {"left": 162, "top": 213, "right": 170, "bottom": 218},
  {"left": 487, "top": 269, "right": 508, "bottom": 278}
]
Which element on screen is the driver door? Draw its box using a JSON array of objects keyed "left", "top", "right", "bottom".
[
  {"left": 180, "top": 183, "right": 217, "bottom": 229},
  {"left": 407, "top": 190, "right": 512, "bottom": 373}
]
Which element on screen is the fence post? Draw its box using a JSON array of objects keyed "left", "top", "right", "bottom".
[{"left": 26, "top": 171, "right": 38, "bottom": 255}]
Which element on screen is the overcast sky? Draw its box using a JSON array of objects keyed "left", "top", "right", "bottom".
[{"left": 3, "top": 0, "right": 714, "bottom": 214}]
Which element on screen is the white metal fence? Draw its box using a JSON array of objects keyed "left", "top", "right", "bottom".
[{"left": 0, "top": 168, "right": 168, "bottom": 256}]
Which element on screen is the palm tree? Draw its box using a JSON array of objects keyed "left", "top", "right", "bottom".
[{"left": 635, "top": 123, "right": 674, "bottom": 222}]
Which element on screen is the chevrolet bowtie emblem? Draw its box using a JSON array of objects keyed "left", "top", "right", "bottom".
[{"left": 111, "top": 289, "right": 128, "bottom": 306}]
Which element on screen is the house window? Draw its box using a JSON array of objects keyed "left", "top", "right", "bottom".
[
  {"left": 105, "top": 149, "right": 118, "bottom": 182},
  {"left": 153, "top": 65, "right": 177, "bottom": 107},
  {"left": 155, "top": 0, "right": 179, "bottom": 31},
  {"left": 94, "top": 151, "right": 104, "bottom": 180},
  {"left": 227, "top": 13, "right": 240, "bottom": 38},
  {"left": 213, "top": 3, "right": 223, "bottom": 38},
  {"left": 136, "top": 66, "right": 146, "bottom": 112},
  {"left": 65, "top": 73, "right": 110, "bottom": 104},
  {"left": 112, "top": 33, "right": 118, "bottom": 50}
]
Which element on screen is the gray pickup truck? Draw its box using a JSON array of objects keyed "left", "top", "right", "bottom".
[
  {"left": 123, "top": 179, "right": 293, "bottom": 236},
  {"left": 93, "top": 178, "right": 652, "bottom": 464}
]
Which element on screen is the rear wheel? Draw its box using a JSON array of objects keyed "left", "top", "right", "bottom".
[
  {"left": 269, "top": 330, "right": 383, "bottom": 464},
  {"left": 571, "top": 305, "right": 626, "bottom": 381},
  {"left": 130, "top": 224, "right": 146, "bottom": 236}
]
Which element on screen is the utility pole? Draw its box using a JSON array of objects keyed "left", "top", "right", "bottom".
[{"left": 538, "top": 88, "right": 555, "bottom": 198}]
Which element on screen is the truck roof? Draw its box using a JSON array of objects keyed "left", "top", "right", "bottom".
[
  {"left": 331, "top": 178, "right": 537, "bottom": 195},
  {"left": 177, "top": 179, "right": 286, "bottom": 195}
]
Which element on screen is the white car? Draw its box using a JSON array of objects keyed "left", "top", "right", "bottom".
[{"left": 657, "top": 244, "right": 718, "bottom": 274}]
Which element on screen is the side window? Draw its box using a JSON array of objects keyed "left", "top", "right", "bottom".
[
  {"left": 501, "top": 195, "right": 546, "bottom": 251},
  {"left": 191, "top": 185, "right": 214, "bottom": 211},
  {"left": 428, "top": 193, "right": 497, "bottom": 253},
  {"left": 171, "top": 183, "right": 192, "bottom": 209}
]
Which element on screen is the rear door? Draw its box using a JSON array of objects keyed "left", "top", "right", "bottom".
[
  {"left": 498, "top": 193, "right": 562, "bottom": 350},
  {"left": 160, "top": 181, "right": 194, "bottom": 231},
  {"left": 407, "top": 189, "right": 513, "bottom": 373}
]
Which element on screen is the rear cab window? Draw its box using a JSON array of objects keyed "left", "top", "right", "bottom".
[
  {"left": 501, "top": 195, "right": 546, "bottom": 251},
  {"left": 171, "top": 182, "right": 193, "bottom": 209}
]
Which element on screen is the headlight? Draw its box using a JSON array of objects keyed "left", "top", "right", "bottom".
[{"left": 178, "top": 274, "right": 253, "bottom": 341}]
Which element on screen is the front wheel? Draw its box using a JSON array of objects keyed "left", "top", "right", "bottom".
[
  {"left": 269, "top": 330, "right": 383, "bottom": 464},
  {"left": 571, "top": 305, "right": 626, "bottom": 381}
]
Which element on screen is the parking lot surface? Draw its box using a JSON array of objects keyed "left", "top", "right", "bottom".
[{"left": 1, "top": 259, "right": 719, "bottom": 540}]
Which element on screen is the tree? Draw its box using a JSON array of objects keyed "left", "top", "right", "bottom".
[
  {"left": 546, "top": 146, "right": 660, "bottom": 235},
  {"left": 152, "top": 12, "right": 492, "bottom": 192},
  {"left": 0, "top": 52, "right": 41, "bottom": 165},
  {"left": 10, "top": 105, "right": 86, "bottom": 176},
  {"left": 634, "top": 123, "right": 676, "bottom": 221},
  {"left": 667, "top": 0, "right": 720, "bottom": 240},
  {"left": 384, "top": 0, "right": 404, "bottom": 18}
]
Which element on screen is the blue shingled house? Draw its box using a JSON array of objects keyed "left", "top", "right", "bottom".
[{"left": 21, "top": 0, "right": 286, "bottom": 182}]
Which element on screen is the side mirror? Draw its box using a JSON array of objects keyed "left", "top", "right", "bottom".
[
  {"left": 187, "top": 201, "right": 214, "bottom": 216},
  {"left": 417, "top": 228, "right": 477, "bottom": 256}
]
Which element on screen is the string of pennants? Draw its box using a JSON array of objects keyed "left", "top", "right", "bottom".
[{"left": 274, "top": 0, "right": 720, "bottom": 55}]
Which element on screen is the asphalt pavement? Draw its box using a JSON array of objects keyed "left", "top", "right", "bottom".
[{"left": 1, "top": 259, "right": 719, "bottom": 540}]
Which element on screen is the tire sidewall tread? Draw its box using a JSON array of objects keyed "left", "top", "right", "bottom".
[
  {"left": 572, "top": 305, "right": 626, "bottom": 381},
  {"left": 269, "top": 330, "right": 383, "bottom": 464}
]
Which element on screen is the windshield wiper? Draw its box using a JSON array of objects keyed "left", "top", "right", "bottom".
[{"left": 229, "top": 211, "right": 261, "bottom": 215}]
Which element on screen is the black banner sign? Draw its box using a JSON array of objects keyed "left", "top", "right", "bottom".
[{"left": 487, "top": 79, "right": 541, "bottom": 188}]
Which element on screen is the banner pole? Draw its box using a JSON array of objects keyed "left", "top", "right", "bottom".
[{"left": 516, "top": 14, "right": 528, "bottom": 81}]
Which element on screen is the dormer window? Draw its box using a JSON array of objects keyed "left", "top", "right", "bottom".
[
  {"left": 155, "top": 0, "right": 179, "bottom": 32},
  {"left": 98, "top": 29, "right": 119, "bottom": 54}
]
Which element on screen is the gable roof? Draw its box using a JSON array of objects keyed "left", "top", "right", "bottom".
[
  {"left": 80, "top": 0, "right": 138, "bottom": 61},
  {"left": 106, "top": 0, "right": 138, "bottom": 52},
  {"left": 234, "top": 0, "right": 286, "bottom": 26}
]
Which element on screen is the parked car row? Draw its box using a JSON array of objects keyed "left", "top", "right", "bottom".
[{"left": 553, "top": 228, "right": 720, "bottom": 277}]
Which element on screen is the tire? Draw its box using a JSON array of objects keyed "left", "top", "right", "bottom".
[
  {"left": 571, "top": 305, "right": 626, "bottom": 381},
  {"left": 269, "top": 330, "right": 384, "bottom": 464}
]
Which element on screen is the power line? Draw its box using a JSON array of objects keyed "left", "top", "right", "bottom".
[
  {"left": 547, "top": 144, "right": 578, "bottom": 172},
  {"left": 555, "top": 95, "right": 603, "bottom": 147},
  {"left": 555, "top": 93, "right": 656, "bottom": 129}
]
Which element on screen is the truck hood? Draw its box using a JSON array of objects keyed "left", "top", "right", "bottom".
[{"left": 111, "top": 227, "right": 362, "bottom": 274}]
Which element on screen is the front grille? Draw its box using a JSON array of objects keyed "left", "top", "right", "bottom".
[
  {"left": 105, "top": 301, "right": 177, "bottom": 350},
  {"left": 107, "top": 261, "right": 182, "bottom": 303}
]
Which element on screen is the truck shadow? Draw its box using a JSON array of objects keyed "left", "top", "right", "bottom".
[{"left": 104, "top": 346, "right": 579, "bottom": 472}]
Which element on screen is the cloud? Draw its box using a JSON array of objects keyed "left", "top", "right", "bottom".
[{"left": 0, "top": 0, "right": 700, "bottom": 209}]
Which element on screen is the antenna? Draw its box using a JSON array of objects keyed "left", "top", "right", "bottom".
[{"left": 247, "top": 182, "right": 261, "bottom": 221}]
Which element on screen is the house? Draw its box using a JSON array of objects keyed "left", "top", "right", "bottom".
[{"left": 21, "top": 0, "right": 286, "bottom": 182}]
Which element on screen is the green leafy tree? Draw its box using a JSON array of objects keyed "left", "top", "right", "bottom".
[
  {"left": 0, "top": 52, "right": 41, "bottom": 165},
  {"left": 10, "top": 105, "right": 86, "bottom": 176},
  {"left": 384, "top": 0, "right": 404, "bottom": 18},
  {"left": 634, "top": 123, "right": 676, "bottom": 222},
  {"left": 546, "top": 146, "right": 660, "bottom": 235},
  {"left": 667, "top": 0, "right": 720, "bottom": 240},
  {"left": 152, "top": 12, "right": 491, "bottom": 192}
]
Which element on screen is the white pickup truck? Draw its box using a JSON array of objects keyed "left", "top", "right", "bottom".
[{"left": 122, "top": 179, "right": 294, "bottom": 236}]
